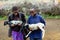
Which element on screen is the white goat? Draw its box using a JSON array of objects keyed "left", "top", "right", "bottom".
[{"left": 25, "top": 23, "right": 45, "bottom": 38}]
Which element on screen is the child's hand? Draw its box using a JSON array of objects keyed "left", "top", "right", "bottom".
[
  {"left": 11, "top": 24, "right": 14, "bottom": 27},
  {"left": 29, "top": 27, "right": 33, "bottom": 31},
  {"left": 18, "top": 24, "right": 21, "bottom": 26}
]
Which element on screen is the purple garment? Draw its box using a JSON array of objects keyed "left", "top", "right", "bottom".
[{"left": 12, "top": 31, "right": 24, "bottom": 40}]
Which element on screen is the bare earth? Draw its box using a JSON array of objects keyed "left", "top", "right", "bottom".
[{"left": 0, "top": 19, "right": 60, "bottom": 40}]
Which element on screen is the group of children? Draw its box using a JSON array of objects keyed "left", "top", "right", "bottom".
[{"left": 6, "top": 6, "right": 46, "bottom": 40}]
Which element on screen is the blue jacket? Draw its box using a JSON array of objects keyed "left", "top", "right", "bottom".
[{"left": 28, "top": 14, "right": 46, "bottom": 38}]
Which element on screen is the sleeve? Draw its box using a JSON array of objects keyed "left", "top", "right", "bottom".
[
  {"left": 27, "top": 18, "right": 30, "bottom": 24},
  {"left": 8, "top": 14, "right": 13, "bottom": 21},
  {"left": 27, "top": 16, "right": 31, "bottom": 24},
  {"left": 8, "top": 16, "right": 11, "bottom": 21},
  {"left": 8, "top": 14, "right": 12, "bottom": 26},
  {"left": 39, "top": 16, "right": 46, "bottom": 26},
  {"left": 21, "top": 14, "right": 26, "bottom": 23}
]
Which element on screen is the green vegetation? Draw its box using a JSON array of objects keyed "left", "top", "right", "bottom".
[
  {"left": 0, "top": 16, "right": 7, "bottom": 20},
  {"left": 42, "top": 14, "right": 60, "bottom": 19},
  {"left": 0, "top": 14, "right": 60, "bottom": 20}
]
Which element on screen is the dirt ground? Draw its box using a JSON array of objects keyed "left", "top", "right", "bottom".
[{"left": 0, "top": 19, "right": 60, "bottom": 40}]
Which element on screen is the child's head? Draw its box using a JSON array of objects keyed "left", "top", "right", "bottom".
[
  {"left": 30, "top": 8, "right": 36, "bottom": 16},
  {"left": 12, "top": 6, "right": 19, "bottom": 16}
]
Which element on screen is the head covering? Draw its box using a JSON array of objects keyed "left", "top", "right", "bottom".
[
  {"left": 29, "top": 8, "right": 36, "bottom": 13},
  {"left": 12, "top": 6, "right": 18, "bottom": 12},
  {"left": 30, "top": 8, "right": 35, "bottom": 12}
]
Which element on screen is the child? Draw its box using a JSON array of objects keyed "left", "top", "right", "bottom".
[
  {"left": 27, "top": 8, "right": 46, "bottom": 40},
  {"left": 8, "top": 6, "right": 26, "bottom": 40}
]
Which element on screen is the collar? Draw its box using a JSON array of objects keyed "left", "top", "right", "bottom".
[
  {"left": 13, "top": 13, "right": 19, "bottom": 17},
  {"left": 31, "top": 14, "right": 37, "bottom": 18}
]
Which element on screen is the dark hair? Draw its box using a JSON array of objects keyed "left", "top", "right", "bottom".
[{"left": 12, "top": 6, "right": 18, "bottom": 12}]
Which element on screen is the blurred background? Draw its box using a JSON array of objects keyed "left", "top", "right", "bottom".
[
  {"left": 0, "top": 0, "right": 60, "bottom": 19},
  {"left": 0, "top": 0, "right": 60, "bottom": 40}
]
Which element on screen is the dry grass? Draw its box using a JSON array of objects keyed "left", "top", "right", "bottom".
[{"left": 0, "top": 19, "right": 60, "bottom": 40}]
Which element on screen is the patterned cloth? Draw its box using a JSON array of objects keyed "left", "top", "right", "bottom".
[{"left": 12, "top": 31, "right": 24, "bottom": 40}]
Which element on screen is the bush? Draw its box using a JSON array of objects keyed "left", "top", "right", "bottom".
[{"left": 0, "top": 16, "right": 7, "bottom": 20}]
